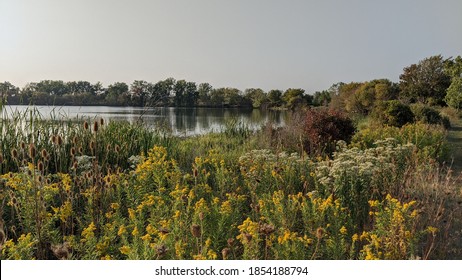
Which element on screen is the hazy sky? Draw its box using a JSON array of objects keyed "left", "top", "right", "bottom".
[{"left": 1, "top": 0, "right": 461, "bottom": 92}]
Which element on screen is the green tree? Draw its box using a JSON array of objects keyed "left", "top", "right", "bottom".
[
  {"left": 267, "top": 89, "right": 282, "bottom": 107},
  {"left": 282, "top": 88, "right": 306, "bottom": 109},
  {"left": 399, "top": 55, "right": 451, "bottom": 104},
  {"left": 106, "top": 82, "right": 129, "bottom": 105},
  {"left": 245, "top": 88, "right": 267, "bottom": 108},
  {"left": 197, "top": 82, "right": 212, "bottom": 105},
  {"left": 445, "top": 77, "right": 462, "bottom": 110}
]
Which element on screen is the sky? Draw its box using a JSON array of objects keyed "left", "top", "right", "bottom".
[{"left": 1, "top": 0, "right": 461, "bottom": 93}]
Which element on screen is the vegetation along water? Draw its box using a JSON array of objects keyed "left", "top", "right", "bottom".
[{"left": 0, "top": 54, "right": 461, "bottom": 260}]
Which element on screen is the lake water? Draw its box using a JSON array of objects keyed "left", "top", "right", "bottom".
[{"left": 1, "top": 105, "right": 287, "bottom": 135}]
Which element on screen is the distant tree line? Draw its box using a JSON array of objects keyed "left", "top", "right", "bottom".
[
  {"left": 0, "top": 78, "right": 312, "bottom": 109},
  {"left": 1, "top": 55, "right": 461, "bottom": 110}
]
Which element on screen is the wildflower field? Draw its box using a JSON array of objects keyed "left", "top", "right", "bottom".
[{"left": 0, "top": 109, "right": 461, "bottom": 260}]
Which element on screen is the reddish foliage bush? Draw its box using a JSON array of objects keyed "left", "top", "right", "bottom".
[{"left": 303, "top": 108, "right": 355, "bottom": 156}]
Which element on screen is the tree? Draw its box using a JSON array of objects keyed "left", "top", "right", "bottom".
[
  {"left": 267, "top": 89, "right": 282, "bottom": 107},
  {"left": 245, "top": 88, "right": 267, "bottom": 108},
  {"left": 445, "top": 77, "right": 462, "bottom": 110},
  {"left": 282, "top": 88, "right": 306, "bottom": 109},
  {"left": 106, "top": 82, "right": 129, "bottom": 105},
  {"left": 399, "top": 55, "right": 451, "bottom": 104},
  {"left": 197, "top": 83, "right": 212, "bottom": 105}
]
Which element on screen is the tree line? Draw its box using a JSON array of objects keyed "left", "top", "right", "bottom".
[{"left": 1, "top": 54, "right": 461, "bottom": 110}]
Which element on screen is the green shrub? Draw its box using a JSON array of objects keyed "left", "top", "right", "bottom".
[
  {"left": 372, "top": 100, "right": 414, "bottom": 127},
  {"left": 410, "top": 103, "right": 450, "bottom": 128}
]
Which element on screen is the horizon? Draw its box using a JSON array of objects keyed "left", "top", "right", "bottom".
[{"left": 1, "top": 0, "right": 461, "bottom": 92}]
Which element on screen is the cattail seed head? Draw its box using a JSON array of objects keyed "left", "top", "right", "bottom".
[
  {"left": 83, "top": 121, "right": 89, "bottom": 130},
  {"left": 72, "top": 136, "right": 78, "bottom": 145},
  {"left": 78, "top": 147, "right": 83, "bottom": 155},
  {"left": 0, "top": 229, "right": 5, "bottom": 246},
  {"left": 51, "top": 135, "right": 57, "bottom": 145},
  {"left": 100, "top": 118, "right": 104, "bottom": 126},
  {"left": 28, "top": 143, "right": 36, "bottom": 158},
  {"left": 114, "top": 145, "right": 120, "bottom": 153},
  {"left": 73, "top": 161, "right": 78, "bottom": 170},
  {"left": 90, "top": 141, "right": 95, "bottom": 150},
  {"left": 191, "top": 224, "right": 201, "bottom": 238},
  {"left": 11, "top": 148, "right": 18, "bottom": 159},
  {"left": 37, "top": 161, "right": 44, "bottom": 172},
  {"left": 93, "top": 121, "right": 99, "bottom": 133},
  {"left": 70, "top": 147, "right": 76, "bottom": 157},
  {"left": 20, "top": 142, "right": 26, "bottom": 150},
  {"left": 57, "top": 136, "right": 63, "bottom": 146},
  {"left": 193, "top": 168, "right": 198, "bottom": 178},
  {"left": 41, "top": 149, "right": 48, "bottom": 158},
  {"left": 222, "top": 248, "right": 230, "bottom": 260}
]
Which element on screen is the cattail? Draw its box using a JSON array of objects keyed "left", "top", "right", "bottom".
[
  {"left": 11, "top": 196, "right": 17, "bottom": 205},
  {"left": 37, "top": 161, "right": 44, "bottom": 172},
  {"left": 316, "top": 227, "right": 324, "bottom": 239},
  {"left": 11, "top": 148, "right": 18, "bottom": 159},
  {"left": 90, "top": 141, "right": 95, "bottom": 150},
  {"left": 114, "top": 145, "right": 120, "bottom": 153},
  {"left": 78, "top": 147, "right": 83, "bottom": 155},
  {"left": 0, "top": 228, "right": 5, "bottom": 246},
  {"left": 193, "top": 167, "right": 198, "bottom": 178},
  {"left": 222, "top": 248, "right": 230, "bottom": 260},
  {"left": 20, "top": 142, "right": 26, "bottom": 150},
  {"left": 57, "top": 136, "right": 63, "bottom": 146},
  {"left": 72, "top": 136, "right": 78, "bottom": 145},
  {"left": 100, "top": 118, "right": 104, "bottom": 126},
  {"left": 37, "top": 175, "right": 43, "bottom": 183},
  {"left": 0, "top": 154, "right": 3, "bottom": 164},
  {"left": 93, "top": 121, "right": 99, "bottom": 133},
  {"left": 73, "top": 161, "right": 78, "bottom": 170},
  {"left": 41, "top": 149, "right": 48, "bottom": 159},
  {"left": 51, "top": 135, "right": 57, "bottom": 145},
  {"left": 70, "top": 147, "right": 76, "bottom": 157},
  {"left": 29, "top": 143, "right": 36, "bottom": 158},
  {"left": 83, "top": 121, "right": 89, "bottom": 130},
  {"left": 191, "top": 224, "right": 201, "bottom": 238},
  {"left": 106, "top": 144, "right": 111, "bottom": 151}
]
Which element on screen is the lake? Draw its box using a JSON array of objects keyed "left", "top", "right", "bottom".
[{"left": 1, "top": 105, "right": 287, "bottom": 135}]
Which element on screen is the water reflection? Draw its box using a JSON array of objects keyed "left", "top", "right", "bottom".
[{"left": 3, "top": 105, "right": 287, "bottom": 136}]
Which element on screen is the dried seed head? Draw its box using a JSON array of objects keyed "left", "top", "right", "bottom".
[
  {"left": 37, "top": 161, "right": 44, "bottom": 172},
  {"left": 100, "top": 118, "right": 104, "bottom": 126},
  {"left": 51, "top": 135, "right": 57, "bottom": 145},
  {"left": 93, "top": 121, "right": 99, "bottom": 133},
  {"left": 41, "top": 149, "right": 48, "bottom": 158},
  {"left": 193, "top": 168, "right": 198, "bottom": 178},
  {"left": 83, "top": 121, "right": 89, "bottom": 130},
  {"left": 11, "top": 196, "right": 17, "bottom": 205},
  {"left": 90, "top": 141, "right": 95, "bottom": 150},
  {"left": 316, "top": 227, "right": 324, "bottom": 239},
  {"left": 259, "top": 223, "right": 275, "bottom": 235},
  {"left": 29, "top": 143, "right": 36, "bottom": 158},
  {"left": 227, "top": 238, "right": 235, "bottom": 247},
  {"left": 106, "top": 144, "right": 111, "bottom": 151},
  {"left": 70, "top": 147, "right": 76, "bottom": 157},
  {"left": 156, "top": 244, "right": 167, "bottom": 257},
  {"left": 114, "top": 145, "right": 120, "bottom": 153},
  {"left": 11, "top": 149, "right": 18, "bottom": 159},
  {"left": 222, "top": 248, "right": 230, "bottom": 260},
  {"left": 78, "top": 147, "right": 83, "bottom": 155},
  {"left": 72, "top": 136, "right": 78, "bottom": 145},
  {"left": 243, "top": 233, "right": 252, "bottom": 243},
  {"left": 57, "top": 136, "right": 63, "bottom": 146},
  {"left": 73, "top": 161, "right": 78, "bottom": 170},
  {"left": 191, "top": 224, "right": 201, "bottom": 238},
  {"left": 51, "top": 242, "right": 70, "bottom": 260},
  {"left": 20, "top": 142, "right": 26, "bottom": 150},
  {"left": 0, "top": 228, "right": 5, "bottom": 246}
]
